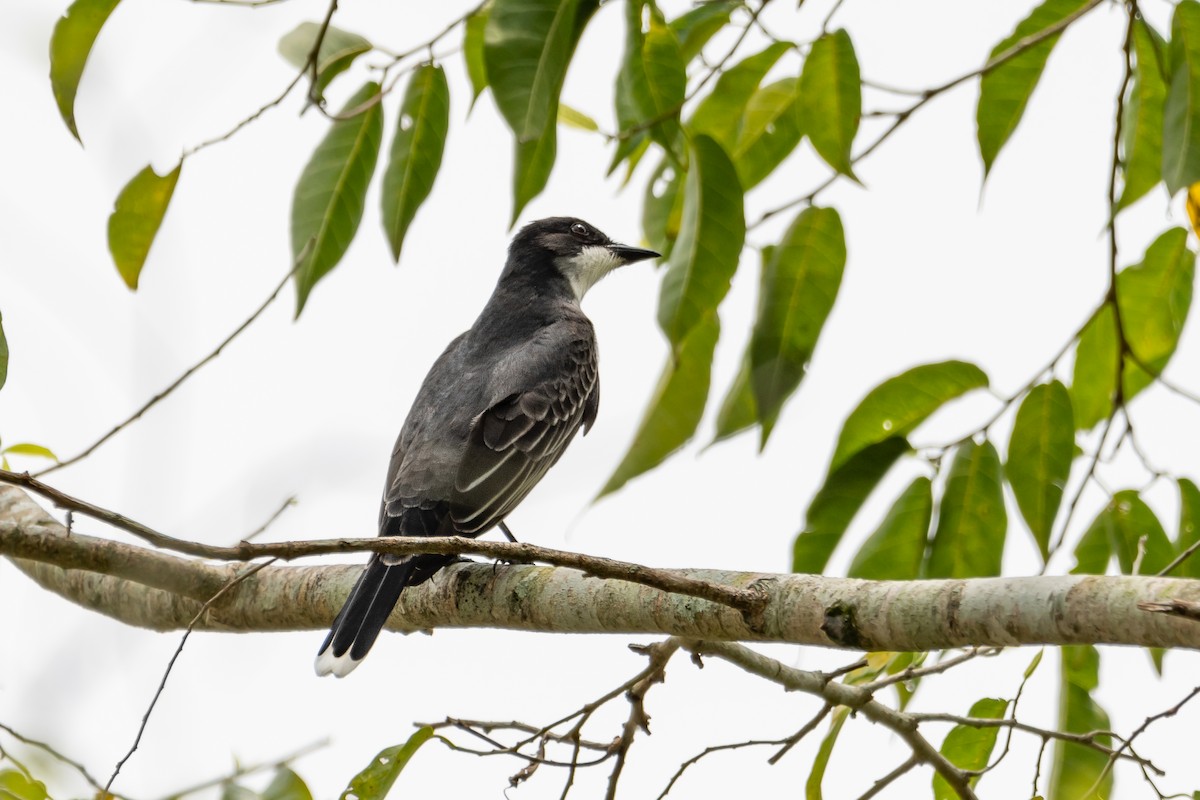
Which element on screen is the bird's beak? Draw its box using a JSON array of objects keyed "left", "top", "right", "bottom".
[{"left": 606, "top": 242, "right": 661, "bottom": 265}]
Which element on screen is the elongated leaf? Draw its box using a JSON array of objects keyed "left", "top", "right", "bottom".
[
  {"left": 381, "top": 65, "right": 449, "bottom": 262},
  {"left": 976, "top": 0, "right": 1091, "bottom": 176},
  {"left": 669, "top": 0, "right": 738, "bottom": 63},
  {"left": 220, "top": 784, "right": 258, "bottom": 800},
  {"left": 933, "top": 697, "right": 1008, "bottom": 800},
  {"left": 749, "top": 207, "right": 846, "bottom": 444},
  {"left": 599, "top": 314, "right": 719, "bottom": 498},
  {"left": 340, "top": 727, "right": 432, "bottom": 800},
  {"left": 1188, "top": 182, "right": 1200, "bottom": 237},
  {"left": 713, "top": 357, "right": 757, "bottom": 442},
  {"left": 291, "top": 82, "right": 383, "bottom": 316},
  {"left": 927, "top": 440, "right": 1007, "bottom": 579},
  {"left": 1119, "top": 227, "right": 1194, "bottom": 397},
  {"left": 485, "top": 0, "right": 585, "bottom": 141},
  {"left": 1177, "top": 478, "right": 1200, "bottom": 579},
  {"left": 1048, "top": 646, "right": 1112, "bottom": 800},
  {"left": 463, "top": 4, "right": 490, "bottom": 106},
  {"left": 610, "top": 0, "right": 655, "bottom": 173},
  {"left": 848, "top": 477, "right": 932, "bottom": 580},
  {"left": 1069, "top": 304, "right": 1118, "bottom": 430},
  {"left": 558, "top": 103, "right": 599, "bottom": 131},
  {"left": 1, "top": 444, "right": 59, "bottom": 462},
  {"left": 1101, "top": 491, "right": 1174, "bottom": 574},
  {"left": 831, "top": 360, "right": 989, "bottom": 471},
  {"left": 0, "top": 310, "right": 8, "bottom": 393},
  {"left": 792, "top": 437, "right": 909, "bottom": 574},
  {"left": 658, "top": 135, "right": 745, "bottom": 350},
  {"left": 1117, "top": 20, "right": 1168, "bottom": 211},
  {"left": 690, "top": 42, "right": 790, "bottom": 149},
  {"left": 278, "top": 23, "right": 372, "bottom": 99},
  {"left": 806, "top": 706, "right": 849, "bottom": 800},
  {"left": 1006, "top": 381, "right": 1074, "bottom": 559},
  {"left": 800, "top": 30, "right": 860, "bottom": 177},
  {"left": 641, "top": 158, "right": 685, "bottom": 257},
  {"left": 1164, "top": 0, "right": 1200, "bottom": 195},
  {"left": 261, "top": 768, "right": 312, "bottom": 800},
  {"left": 50, "top": 0, "right": 121, "bottom": 143},
  {"left": 733, "top": 77, "right": 805, "bottom": 189},
  {"left": 107, "top": 163, "right": 182, "bottom": 290},
  {"left": 639, "top": 15, "right": 686, "bottom": 156},
  {"left": 1071, "top": 511, "right": 1111, "bottom": 575}
]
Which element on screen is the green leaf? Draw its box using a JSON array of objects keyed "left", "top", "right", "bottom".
[
  {"left": 927, "top": 440, "right": 1007, "bottom": 579},
  {"left": 733, "top": 77, "right": 805, "bottom": 190},
  {"left": 806, "top": 706, "right": 849, "bottom": 800},
  {"left": 669, "top": 0, "right": 738, "bottom": 63},
  {"left": 1163, "top": 0, "right": 1200, "bottom": 195},
  {"left": 0, "top": 771, "right": 48, "bottom": 800},
  {"left": 291, "top": 82, "right": 383, "bottom": 316},
  {"left": 484, "top": 0, "right": 588, "bottom": 141},
  {"left": 558, "top": 103, "right": 599, "bottom": 131},
  {"left": 1006, "top": 381, "right": 1074, "bottom": 559},
  {"left": 340, "top": 727, "right": 433, "bottom": 800},
  {"left": 638, "top": 14, "right": 687, "bottom": 157},
  {"left": 381, "top": 64, "right": 449, "bottom": 263},
  {"left": 599, "top": 314, "right": 720, "bottom": 498},
  {"left": 278, "top": 23, "right": 372, "bottom": 99},
  {"left": 0, "top": 310, "right": 8, "bottom": 393},
  {"left": 262, "top": 768, "right": 312, "bottom": 800},
  {"left": 610, "top": 1, "right": 654, "bottom": 173},
  {"left": 1117, "top": 20, "right": 1169, "bottom": 211},
  {"left": 800, "top": 30, "right": 860, "bottom": 177},
  {"left": 1085, "top": 491, "right": 1175, "bottom": 575},
  {"left": 641, "top": 158, "right": 685, "bottom": 258},
  {"left": 107, "top": 163, "right": 182, "bottom": 290},
  {"left": 748, "top": 207, "right": 846, "bottom": 443},
  {"left": 1119, "top": 227, "right": 1194, "bottom": 397},
  {"left": 689, "top": 42, "right": 791, "bottom": 149},
  {"left": 1177, "top": 478, "right": 1200, "bottom": 579},
  {"left": 830, "top": 360, "right": 989, "bottom": 472},
  {"left": 220, "top": 786, "right": 259, "bottom": 800},
  {"left": 1069, "top": 304, "right": 1118, "bottom": 430},
  {"left": 792, "top": 437, "right": 910, "bottom": 574},
  {"left": 848, "top": 477, "right": 932, "bottom": 581},
  {"left": 712, "top": 357, "right": 757, "bottom": 442},
  {"left": 976, "top": 0, "right": 1091, "bottom": 176},
  {"left": 1048, "top": 646, "right": 1112, "bottom": 800},
  {"left": 463, "top": 3, "right": 490, "bottom": 106},
  {"left": 933, "top": 697, "right": 1009, "bottom": 800},
  {"left": 1070, "top": 512, "right": 1111, "bottom": 575},
  {"left": 1, "top": 444, "right": 59, "bottom": 462},
  {"left": 658, "top": 135, "right": 745, "bottom": 350},
  {"left": 49, "top": 0, "right": 121, "bottom": 143}
]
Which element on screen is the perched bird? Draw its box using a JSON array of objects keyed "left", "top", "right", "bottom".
[{"left": 315, "top": 217, "right": 659, "bottom": 677}]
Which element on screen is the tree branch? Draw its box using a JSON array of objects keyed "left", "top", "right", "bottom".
[{"left": 3, "top": 486, "right": 1199, "bottom": 651}]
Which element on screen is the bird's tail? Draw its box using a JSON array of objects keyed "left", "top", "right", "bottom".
[{"left": 315, "top": 556, "right": 414, "bottom": 678}]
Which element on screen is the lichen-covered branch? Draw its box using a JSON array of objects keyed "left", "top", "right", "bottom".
[{"left": 2, "top": 486, "right": 1199, "bottom": 650}]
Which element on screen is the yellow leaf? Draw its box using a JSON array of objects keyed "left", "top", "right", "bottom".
[{"left": 1187, "top": 182, "right": 1200, "bottom": 239}]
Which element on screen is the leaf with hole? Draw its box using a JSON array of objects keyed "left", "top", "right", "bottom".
[
  {"left": 291, "top": 82, "right": 383, "bottom": 316},
  {"left": 927, "top": 440, "right": 1007, "bottom": 578},
  {"left": 831, "top": 360, "right": 988, "bottom": 471},
  {"left": 107, "top": 163, "right": 182, "bottom": 291},
  {"left": 49, "top": 0, "right": 121, "bottom": 143},
  {"left": 381, "top": 64, "right": 449, "bottom": 263},
  {"left": 340, "top": 727, "right": 433, "bottom": 800},
  {"left": 1006, "top": 380, "right": 1073, "bottom": 559}
]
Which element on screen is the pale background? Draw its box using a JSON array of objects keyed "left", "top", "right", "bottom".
[{"left": 2, "top": 1, "right": 1198, "bottom": 797}]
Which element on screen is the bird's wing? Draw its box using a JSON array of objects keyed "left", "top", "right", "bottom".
[{"left": 449, "top": 335, "right": 598, "bottom": 534}]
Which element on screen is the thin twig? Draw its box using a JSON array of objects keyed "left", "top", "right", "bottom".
[
  {"left": 151, "top": 739, "right": 329, "bottom": 800},
  {"left": 0, "top": 721, "right": 111, "bottom": 796},
  {"left": 854, "top": 755, "right": 919, "bottom": 800},
  {"left": 103, "top": 560, "right": 276, "bottom": 796},
  {"left": 239, "top": 495, "right": 297, "bottom": 544},
  {"left": 604, "top": 640, "right": 677, "bottom": 800}
]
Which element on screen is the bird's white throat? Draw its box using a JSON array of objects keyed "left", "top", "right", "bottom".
[{"left": 558, "top": 246, "right": 623, "bottom": 301}]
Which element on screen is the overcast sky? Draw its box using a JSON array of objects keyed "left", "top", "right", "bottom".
[{"left": 2, "top": 1, "right": 1198, "bottom": 798}]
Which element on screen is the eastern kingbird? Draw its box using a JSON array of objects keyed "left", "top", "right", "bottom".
[{"left": 315, "top": 217, "right": 659, "bottom": 677}]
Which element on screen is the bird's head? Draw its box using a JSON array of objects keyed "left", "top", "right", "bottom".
[{"left": 508, "top": 217, "right": 660, "bottom": 301}]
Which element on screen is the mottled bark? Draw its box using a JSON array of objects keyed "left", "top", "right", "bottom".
[{"left": 2, "top": 485, "right": 1198, "bottom": 650}]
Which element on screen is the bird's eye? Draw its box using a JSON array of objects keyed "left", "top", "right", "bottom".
[{"left": 570, "top": 222, "right": 589, "bottom": 238}]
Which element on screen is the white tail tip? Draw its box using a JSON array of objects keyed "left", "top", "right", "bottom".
[{"left": 315, "top": 647, "right": 362, "bottom": 678}]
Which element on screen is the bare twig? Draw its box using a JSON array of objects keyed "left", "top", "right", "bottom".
[
  {"left": 604, "top": 640, "right": 677, "bottom": 800},
  {"left": 239, "top": 495, "right": 298, "bottom": 544},
  {"left": 855, "top": 755, "right": 920, "bottom": 800},
  {"left": 104, "top": 560, "right": 276, "bottom": 796},
  {"left": 151, "top": 739, "right": 329, "bottom": 800},
  {"left": 1085, "top": 682, "right": 1200, "bottom": 797},
  {"left": 0, "top": 721, "right": 111, "bottom": 796}
]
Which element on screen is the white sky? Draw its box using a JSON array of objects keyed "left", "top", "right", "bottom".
[{"left": 2, "top": 1, "right": 1199, "bottom": 798}]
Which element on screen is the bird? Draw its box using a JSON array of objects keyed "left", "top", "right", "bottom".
[{"left": 315, "top": 217, "right": 659, "bottom": 677}]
